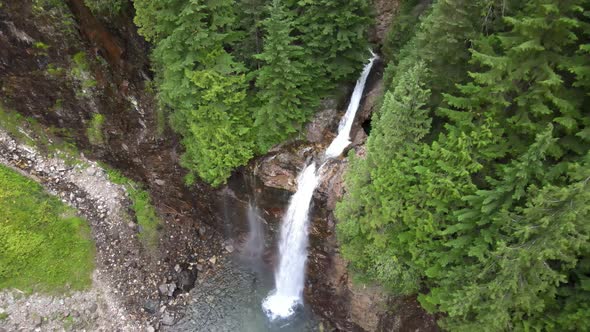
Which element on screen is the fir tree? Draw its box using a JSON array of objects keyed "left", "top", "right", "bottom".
[
  {"left": 134, "top": 0, "right": 254, "bottom": 186},
  {"left": 253, "top": 0, "right": 318, "bottom": 152}
]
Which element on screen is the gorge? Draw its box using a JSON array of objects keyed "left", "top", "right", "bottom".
[{"left": 1, "top": 0, "right": 588, "bottom": 331}]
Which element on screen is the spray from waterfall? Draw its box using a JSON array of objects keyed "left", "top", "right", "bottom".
[
  {"left": 242, "top": 202, "right": 265, "bottom": 260},
  {"left": 262, "top": 54, "right": 378, "bottom": 320}
]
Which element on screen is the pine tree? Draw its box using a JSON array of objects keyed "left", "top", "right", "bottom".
[
  {"left": 253, "top": 0, "right": 318, "bottom": 152},
  {"left": 337, "top": 0, "right": 590, "bottom": 330},
  {"left": 134, "top": 0, "right": 255, "bottom": 186},
  {"left": 336, "top": 61, "right": 440, "bottom": 293},
  {"left": 284, "top": 0, "right": 372, "bottom": 91}
]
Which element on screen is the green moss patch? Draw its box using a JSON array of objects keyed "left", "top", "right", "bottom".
[
  {"left": 0, "top": 165, "right": 95, "bottom": 293},
  {"left": 102, "top": 166, "right": 160, "bottom": 249}
]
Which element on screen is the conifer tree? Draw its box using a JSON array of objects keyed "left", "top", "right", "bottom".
[
  {"left": 337, "top": 0, "right": 590, "bottom": 330},
  {"left": 134, "top": 0, "right": 254, "bottom": 186},
  {"left": 284, "top": 0, "right": 372, "bottom": 91},
  {"left": 253, "top": 0, "right": 318, "bottom": 152}
]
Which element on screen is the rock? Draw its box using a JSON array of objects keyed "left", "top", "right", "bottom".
[
  {"left": 317, "top": 159, "right": 348, "bottom": 210},
  {"left": 254, "top": 142, "right": 315, "bottom": 192},
  {"left": 143, "top": 300, "right": 158, "bottom": 314},
  {"left": 177, "top": 269, "right": 197, "bottom": 292},
  {"left": 174, "top": 264, "right": 181, "bottom": 273},
  {"left": 369, "top": 0, "right": 400, "bottom": 44},
  {"left": 224, "top": 244, "right": 234, "bottom": 253},
  {"left": 351, "top": 76, "right": 384, "bottom": 147},
  {"left": 159, "top": 282, "right": 177, "bottom": 297},
  {"left": 168, "top": 283, "right": 177, "bottom": 297},
  {"left": 147, "top": 326, "right": 156, "bottom": 332},
  {"left": 305, "top": 108, "right": 339, "bottom": 143},
  {"left": 32, "top": 315, "right": 42, "bottom": 327},
  {"left": 154, "top": 179, "right": 165, "bottom": 186},
  {"left": 161, "top": 311, "right": 175, "bottom": 326},
  {"left": 208, "top": 256, "right": 216, "bottom": 265},
  {"left": 89, "top": 303, "right": 98, "bottom": 313},
  {"left": 158, "top": 284, "right": 169, "bottom": 296}
]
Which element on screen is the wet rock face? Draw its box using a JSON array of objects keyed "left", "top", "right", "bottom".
[
  {"left": 254, "top": 142, "right": 317, "bottom": 192},
  {"left": 316, "top": 158, "right": 347, "bottom": 211}
]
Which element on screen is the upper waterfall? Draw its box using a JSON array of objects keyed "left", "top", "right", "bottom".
[{"left": 325, "top": 54, "right": 378, "bottom": 158}]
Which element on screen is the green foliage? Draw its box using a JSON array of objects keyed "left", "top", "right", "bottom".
[
  {"left": 285, "top": 0, "right": 372, "bottom": 87},
  {"left": 84, "top": 0, "right": 127, "bottom": 18},
  {"left": 382, "top": 0, "right": 428, "bottom": 64},
  {"left": 134, "top": 0, "right": 255, "bottom": 186},
  {"left": 102, "top": 167, "right": 160, "bottom": 249},
  {"left": 133, "top": 0, "right": 372, "bottom": 185},
  {"left": 253, "top": 0, "right": 319, "bottom": 151},
  {"left": 0, "top": 312, "right": 8, "bottom": 320},
  {"left": 71, "top": 51, "right": 97, "bottom": 91},
  {"left": 86, "top": 113, "right": 104, "bottom": 145},
  {"left": 337, "top": 0, "right": 590, "bottom": 330},
  {"left": 0, "top": 165, "right": 94, "bottom": 293}
]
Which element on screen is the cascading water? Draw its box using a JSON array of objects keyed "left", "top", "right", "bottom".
[
  {"left": 262, "top": 54, "right": 377, "bottom": 320},
  {"left": 325, "top": 54, "right": 377, "bottom": 159},
  {"left": 262, "top": 163, "right": 320, "bottom": 319}
]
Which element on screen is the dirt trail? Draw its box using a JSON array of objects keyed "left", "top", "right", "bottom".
[{"left": 0, "top": 128, "right": 149, "bottom": 331}]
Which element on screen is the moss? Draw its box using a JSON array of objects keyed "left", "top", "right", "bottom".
[
  {"left": 86, "top": 113, "right": 105, "bottom": 145},
  {"left": 71, "top": 52, "right": 97, "bottom": 91},
  {"left": 0, "top": 312, "right": 8, "bottom": 320},
  {"left": 46, "top": 64, "right": 65, "bottom": 77},
  {"left": 102, "top": 166, "right": 160, "bottom": 249},
  {"left": 0, "top": 165, "right": 95, "bottom": 294},
  {"left": 33, "top": 42, "right": 50, "bottom": 56}
]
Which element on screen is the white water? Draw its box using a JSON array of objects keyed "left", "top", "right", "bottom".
[
  {"left": 263, "top": 54, "right": 377, "bottom": 320},
  {"left": 262, "top": 163, "right": 319, "bottom": 319},
  {"left": 325, "top": 54, "right": 377, "bottom": 158}
]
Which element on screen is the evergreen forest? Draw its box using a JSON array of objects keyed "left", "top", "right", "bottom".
[
  {"left": 336, "top": 0, "right": 590, "bottom": 331},
  {"left": 132, "top": 0, "right": 589, "bottom": 329}
]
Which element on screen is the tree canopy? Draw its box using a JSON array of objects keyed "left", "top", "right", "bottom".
[{"left": 337, "top": 0, "right": 590, "bottom": 330}]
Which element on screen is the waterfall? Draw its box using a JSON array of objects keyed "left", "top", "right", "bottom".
[
  {"left": 325, "top": 54, "right": 377, "bottom": 158},
  {"left": 262, "top": 54, "right": 377, "bottom": 320},
  {"left": 262, "top": 163, "right": 319, "bottom": 319}
]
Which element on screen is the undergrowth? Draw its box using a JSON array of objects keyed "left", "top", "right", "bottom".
[
  {"left": 101, "top": 166, "right": 160, "bottom": 249},
  {"left": 0, "top": 165, "right": 95, "bottom": 294}
]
